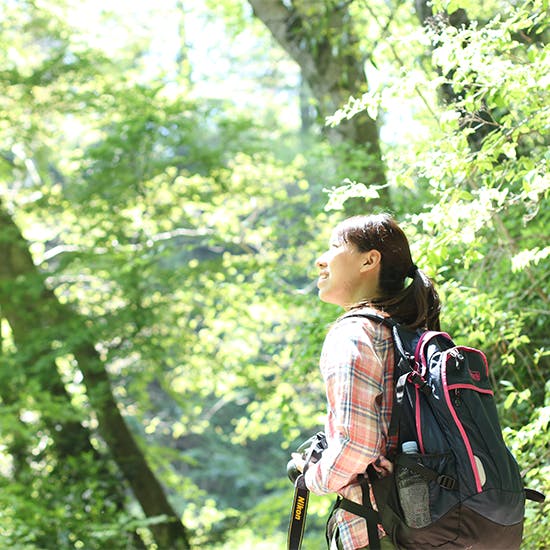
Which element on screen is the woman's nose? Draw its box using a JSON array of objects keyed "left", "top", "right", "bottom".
[{"left": 316, "top": 253, "right": 327, "bottom": 268}]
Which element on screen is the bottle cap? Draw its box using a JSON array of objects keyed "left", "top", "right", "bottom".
[{"left": 402, "top": 441, "right": 419, "bottom": 453}]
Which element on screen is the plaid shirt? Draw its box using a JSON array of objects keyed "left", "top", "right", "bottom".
[{"left": 304, "top": 308, "right": 395, "bottom": 550}]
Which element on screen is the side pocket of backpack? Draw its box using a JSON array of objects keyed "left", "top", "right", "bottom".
[
  {"left": 371, "top": 452, "right": 459, "bottom": 524},
  {"left": 369, "top": 470, "right": 403, "bottom": 546},
  {"left": 370, "top": 452, "right": 461, "bottom": 548},
  {"left": 416, "top": 452, "right": 460, "bottom": 523}
]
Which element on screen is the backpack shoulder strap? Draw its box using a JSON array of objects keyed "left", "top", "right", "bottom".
[
  {"left": 341, "top": 311, "right": 401, "bottom": 352},
  {"left": 341, "top": 312, "right": 416, "bottom": 375},
  {"left": 339, "top": 310, "right": 392, "bottom": 326}
]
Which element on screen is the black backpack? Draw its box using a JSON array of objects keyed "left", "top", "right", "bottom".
[{"left": 334, "top": 312, "right": 545, "bottom": 550}]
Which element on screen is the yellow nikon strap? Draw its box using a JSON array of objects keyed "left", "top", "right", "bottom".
[{"left": 287, "top": 476, "right": 309, "bottom": 550}]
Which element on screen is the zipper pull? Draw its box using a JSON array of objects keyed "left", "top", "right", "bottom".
[
  {"left": 447, "top": 348, "right": 464, "bottom": 370},
  {"left": 453, "top": 389, "right": 462, "bottom": 407}
]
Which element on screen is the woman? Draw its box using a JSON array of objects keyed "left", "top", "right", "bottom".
[{"left": 292, "top": 214, "right": 441, "bottom": 550}]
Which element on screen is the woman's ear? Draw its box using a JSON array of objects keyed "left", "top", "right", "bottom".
[{"left": 360, "top": 249, "right": 381, "bottom": 272}]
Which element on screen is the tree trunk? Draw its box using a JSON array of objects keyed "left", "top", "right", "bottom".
[
  {"left": 0, "top": 201, "right": 191, "bottom": 550},
  {"left": 0, "top": 312, "right": 31, "bottom": 478},
  {"left": 0, "top": 214, "right": 99, "bottom": 460},
  {"left": 249, "top": 0, "right": 387, "bottom": 207}
]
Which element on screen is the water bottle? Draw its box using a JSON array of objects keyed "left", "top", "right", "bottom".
[{"left": 397, "top": 441, "right": 431, "bottom": 528}]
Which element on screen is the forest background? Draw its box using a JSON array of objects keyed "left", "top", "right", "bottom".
[{"left": 0, "top": 0, "right": 548, "bottom": 548}]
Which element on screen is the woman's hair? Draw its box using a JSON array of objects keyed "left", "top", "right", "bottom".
[{"left": 334, "top": 213, "right": 441, "bottom": 330}]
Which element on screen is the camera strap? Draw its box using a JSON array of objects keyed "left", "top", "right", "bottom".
[{"left": 287, "top": 476, "right": 309, "bottom": 550}]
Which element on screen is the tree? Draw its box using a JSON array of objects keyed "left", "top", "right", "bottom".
[
  {"left": 248, "top": 0, "right": 388, "bottom": 206},
  {"left": 0, "top": 198, "right": 191, "bottom": 548},
  {"left": 0, "top": 2, "right": 196, "bottom": 547}
]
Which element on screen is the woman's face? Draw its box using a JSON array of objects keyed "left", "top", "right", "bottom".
[{"left": 315, "top": 231, "right": 374, "bottom": 309}]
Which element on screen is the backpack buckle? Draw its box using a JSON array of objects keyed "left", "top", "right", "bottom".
[
  {"left": 409, "top": 371, "right": 432, "bottom": 395},
  {"left": 437, "top": 474, "right": 457, "bottom": 490}
]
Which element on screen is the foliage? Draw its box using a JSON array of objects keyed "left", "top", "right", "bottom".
[
  {"left": 502, "top": 381, "right": 550, "bottom": 549},
  {"left": 0, "top": 453, "right": 138, "bottom": 549}
]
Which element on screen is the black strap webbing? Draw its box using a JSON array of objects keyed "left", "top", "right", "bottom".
[
  {"left": 336, "top": 475, "right": 382, "bottom": 550},
  {"left": 525, "top": 488, "right": 546, "bottom": 503},
  {"left": 396, "top": 454, "right": 457, "bottom": 490},
  {"left": 338, "top": 499, "right": 381, "bottom": 550},
  {"left": 287, "top": 479, "right": 309, "bottom": 550}
]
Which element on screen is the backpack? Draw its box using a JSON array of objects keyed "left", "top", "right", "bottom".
[{"left": 333, "top": 312, "right": 545, "bottom": 550}]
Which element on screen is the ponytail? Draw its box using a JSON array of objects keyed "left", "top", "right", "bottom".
[
  {"left": 335, "top": 214, "right": 441, "bottom": 330},
  {"left": 371, "top": 267, "right": 441, "bottom": 330}
]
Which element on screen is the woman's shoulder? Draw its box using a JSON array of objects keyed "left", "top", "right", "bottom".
[{"left": 328, "top": 307, "right": 392, "bottom": 343}]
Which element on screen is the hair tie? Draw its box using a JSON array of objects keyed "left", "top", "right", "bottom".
[{"left": 407, "top": 264, "right": 418, "bottom": 279}]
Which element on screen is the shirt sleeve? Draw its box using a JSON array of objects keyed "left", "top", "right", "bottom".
[{"left": 304, "top": 319, "right": 385, "bottom": 496}]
